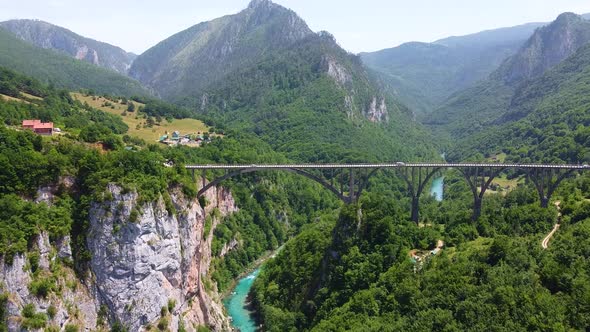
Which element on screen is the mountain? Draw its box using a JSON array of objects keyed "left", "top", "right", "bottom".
[
  {"left": 0, "top": 19, "right": 136, "bottom": 74},
  {"left": 449, "top": 42, "right": 590, "bottom": 163},
  {"left": 131, "top": 0, "right": 438, "bottom": 162},
  {"left": 130, "top": 0, "right": 314, "bottom": 100},
  {"left": 360, "top": 22, "right": 544, "bottom": 115},
  {"left": 427, "top": 12, "right": 590, "bottom": 140},
  {"left": 0, "top": 27, "right": 148, "bottom": 97}
]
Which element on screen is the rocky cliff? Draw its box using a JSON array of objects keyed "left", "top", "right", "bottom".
[
  {"left": 494, "top": 12, "right": 590, "bottom": 85},
  {"left": 1, "top": 182, "right": 238, "bottom": 331}
]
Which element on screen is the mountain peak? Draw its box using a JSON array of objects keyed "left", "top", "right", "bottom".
[
  {"left": 248, "top": 0, "right": 275, "bottom": 9},
  {"left": 554, "top": 12, "right": 582, "bottom": 24},
  {"left": 494, "top": 11, "right": 590, "bottom": 84}
]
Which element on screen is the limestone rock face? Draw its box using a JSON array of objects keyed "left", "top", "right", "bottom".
[
  {"left": 0, "top": 233, "right": 99, "bottom": 332},
  {"left": 364, "top": 97, "right": 389, "bottom": 123},
  {"left": 1, "top": 182, "right": 237, "bottom": 331},
  {"left": 87, "top": 184, "right": 236, "bottom": 331}
]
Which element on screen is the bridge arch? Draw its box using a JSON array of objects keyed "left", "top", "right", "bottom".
[{"left": 197, "top": 167, "right": 349, "bottom": 203}]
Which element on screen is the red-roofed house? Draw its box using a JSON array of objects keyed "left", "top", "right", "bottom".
[
  {"left": 22, "top": 119, "right": 41, "bottom": 129},
  {"left": 34, "top": 122, "right": 53, "bottom": 135},
  {"left": 22, "top": 119, "right": 53, "bottom": 135}
]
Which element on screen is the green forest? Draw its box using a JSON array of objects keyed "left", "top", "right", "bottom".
[
  {"left": 252, "top": 170, "right": 590, "bottom": 331},
  {"left": 1, "top": 5, "right": 590, "bottom": 331}
]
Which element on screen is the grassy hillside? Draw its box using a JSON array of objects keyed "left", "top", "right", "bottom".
[
  {"left": 0, "top": 27, "right": 147, "bottom": 97},
  {"left": 71, "top": 93, "right": 210, "bottom": 142}
]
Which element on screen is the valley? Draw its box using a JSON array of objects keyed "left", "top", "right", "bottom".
[{"left": 0, "top": 0, "right": 589, "bottom": 331}]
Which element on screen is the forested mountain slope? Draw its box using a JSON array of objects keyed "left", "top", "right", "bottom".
[
  {"left": 130, "top": 0, "right": 313, "bottom": 100},
  {"left": 132, "top": 0, "right": 438, "bottom": 162},
  {"left": 427, "top": 12, "right": 590, "bottom": 140},
  {"left": 0, "top": 68, "right": 343, "bottom": 330},
  {"left": 360, "top": 22, "right": 544, "bottom": 115},
  {"left": 448, "top": 43, "right": 590, "bottom": 163},
  {"left": 0, "top": 19, "right": 136, "bottom": 74},
  {"left": 0, "top": 28, "right": 147, "bottom": 97}
]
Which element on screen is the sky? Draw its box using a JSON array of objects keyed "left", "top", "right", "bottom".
[{"left": 2, "top": 0, "right": 590, "bottom": 54}]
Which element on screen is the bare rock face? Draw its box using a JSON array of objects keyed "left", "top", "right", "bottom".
[
  {"left": 87, "top": 184, "right": 236, "bottom": 331},
  {"left": 0, "top": 233, "right": 99, "bottom": 331},
  {"left": 324, "top": 56, "right": 352, "bottom": 87},
  {"left": 364, "top": 97, "right": 389, "bottom": 123}
]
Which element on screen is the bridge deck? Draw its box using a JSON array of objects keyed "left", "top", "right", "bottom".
[{"left": 186, "top": 163, "right": 589, "bottom": 170}]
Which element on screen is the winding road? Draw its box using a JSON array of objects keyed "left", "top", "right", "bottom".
[{"left": 542, "top": 201, "right": 562, "bottom": 249}]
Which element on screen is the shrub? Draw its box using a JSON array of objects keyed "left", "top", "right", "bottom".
[
  {"left": 65, "top": 324, "right": 79, "bottom": 332},
  {"left": 157, "top": 317, "right": 168, "bottom": 331},
  {"left": 167, "top": 298, "right": 176, "bottom": 313},
  {"left": 21, "top": 303, "right": 47, "bottom": 329},
  {"left": 29, "top": 277, "right": 54, "bottom": 298},
  {"left": 47, "top": 304, "right": 57, "bottom": 319}
]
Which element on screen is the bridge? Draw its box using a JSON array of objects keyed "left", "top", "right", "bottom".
[{"left": 186, "top": 163, "right": 590, "bottom": 222}]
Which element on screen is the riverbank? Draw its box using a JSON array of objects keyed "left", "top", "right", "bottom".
[
  {"left": 222, "top": 245, "right": 284, "bottom": 332},
  {"left": 221, "top": 245, "right": 284, "bottom": 299}
]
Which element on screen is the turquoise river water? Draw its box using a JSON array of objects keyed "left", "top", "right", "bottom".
[
  {"left": 223, "top": 268, "right": 260, "bottom": 332},
  {"left": 224, "top": 177, "right": 444, "bottom": 331},
  {"left": 430, "top": 176, "right": 444, "bottom": 202}
]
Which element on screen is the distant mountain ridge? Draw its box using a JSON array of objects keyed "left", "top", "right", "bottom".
[
  {"left": 0, "top": 19, "right": 136, "bottom": 74},
  {"left": 0, "top": 27, "right": 148, "bottom": 96},
  {"left": 361, "top": 13, "right": 590, "bottom": 116},
  {"left": 427, "top": 12, "right": 590, "bottom": 141},
  {"left": 360, "top": 22, "right": 545, "bottom": 115},
  {"left": 493, "top": 12, "right": 590, "bottom": 84},
  {"left": 449, "top": 42, "right": 590, "bottom": 163}
]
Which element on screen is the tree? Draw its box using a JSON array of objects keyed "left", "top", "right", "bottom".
[{"left": 127, "top": 102, "right": 136, "bottom": 112}]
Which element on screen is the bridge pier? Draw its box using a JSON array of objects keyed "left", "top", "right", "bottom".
[
  {"left": 399, "top": 166, "right": 441, "bottom": 223},
  {"left": 527, "top": 168, "right": 576, "bottom": 208},
  {"left": 459, "top": 166, "right": 505, "bottom": 221},
  {"left": 411, "top": 197, "right": 420, "bottom": 223}
]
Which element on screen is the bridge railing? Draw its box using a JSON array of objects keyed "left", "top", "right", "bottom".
[{"left": 185, "top": 163, "right": 590, "bottom": 170}]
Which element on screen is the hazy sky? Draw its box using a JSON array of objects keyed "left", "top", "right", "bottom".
[{"left": 2, "top": 0, "right": 590, "bottom": 54}]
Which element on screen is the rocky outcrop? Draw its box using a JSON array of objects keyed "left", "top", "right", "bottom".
[
  {"left": 1, "top": 181, "right": 238, "bottom": 331},
  {"left": 324, "top": 56, "right": 352, "bottom": 87},
  {"left": 0, "top": 233, "right": 99, "bottom": 331},
  {"left": 364, "top": 97, "right": 389, "bottom": 123},
  {"left": 495, "top": 12, "right": 590, "bottom": 85},
  {"left": 87, "top": 184, "right": 237, "bottom": 331},
  {"left": 219, "top": 238, "right": 240, "bottom": 258}
]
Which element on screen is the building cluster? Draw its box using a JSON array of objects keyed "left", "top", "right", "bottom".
[
  {"left": 22, "top": 120, "right": 60, "bottom": 135},
  {"left": 159, "top": 131, "right": 210, "bottom": 147}
]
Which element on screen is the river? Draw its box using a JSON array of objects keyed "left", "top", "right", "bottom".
[
  {"left": 430, "top": 176, "right": 444, "bottom": 202},
  {"left": 225, "top": 177, "right": 444, "bottom": 330},
  {"left": 223, "top": 268, "right": 261, "bottom": 332}
]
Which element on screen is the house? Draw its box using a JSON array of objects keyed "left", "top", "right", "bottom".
[
  {"left": 22, "top": 119, "right": 53, "bottom": 135},
  {"left": 22, "top": 119, "right": 41, "bottom": 129},
  {"left": 33, "top": 122, "right": 54, "bottom": 135},
  {"left": 172, "top": 131, "right": 181, "bottom": 140}
]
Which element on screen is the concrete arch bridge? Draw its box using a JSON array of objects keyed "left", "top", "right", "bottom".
[{"left": 186, "top": 163, "right": 590, "bottom": 222}]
